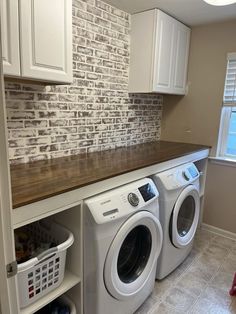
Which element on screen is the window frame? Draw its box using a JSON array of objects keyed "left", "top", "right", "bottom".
[
  {"left": 217, "top": 53, "right": 236, "bottom": 160},
  {"left": 217, "top": 106, "right": 232, "bottom": 158}
]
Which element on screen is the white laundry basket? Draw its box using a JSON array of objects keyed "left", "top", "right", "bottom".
[{"left": 16, "top": 220, "right": 74, "bottom": 308}]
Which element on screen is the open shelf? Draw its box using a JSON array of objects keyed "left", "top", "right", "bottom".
[
  {"left": 20, "top": 270, "right": 80, "bottom": 314},
  {"left": 14, "top": 202, "right": 83, "bottom": 313}
]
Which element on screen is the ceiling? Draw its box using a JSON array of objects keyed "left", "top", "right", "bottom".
[{"left": 102, "top": 0, "right": 236, "bottom": 26}]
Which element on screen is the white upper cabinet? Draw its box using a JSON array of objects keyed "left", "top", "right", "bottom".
[
  {"left": 1, "top": 0, "right": 72, "bottom": 84},
  {"left": 129, "top": 9, "right": 191, "bottom": 95},
  {"left": 1, "top": 0, "right": 21, "bottom": 76},
  {"left": 20, "top": 0, "right": 72, "bottom": 83}
]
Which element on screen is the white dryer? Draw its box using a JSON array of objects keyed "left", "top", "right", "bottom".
[
  {"left": 151, "top": 162, "right": 200, "bottom": 280},
  {"left": 84, "top": 178, "right": 163, "bottom": 314}
]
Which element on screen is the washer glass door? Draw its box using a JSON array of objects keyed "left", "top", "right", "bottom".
[
  {"left": 104, "top": 211, "right": 163, "bottom": 300},
  {"left": 171, "top": 185, "right": 200, "bottom": 248},
  {"left": 117, "top": 225, "right": 152, "bottom": 283}
]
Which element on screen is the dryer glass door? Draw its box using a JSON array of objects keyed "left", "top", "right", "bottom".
[
  {"left": 177, "top": 195, "right": 195, "bottom": 237},
  {"left": 104, "top": 211, "right": 163, "bottom": 301},
  {"left": 171, "top": 185, "right": 200, "bottom": 248}
]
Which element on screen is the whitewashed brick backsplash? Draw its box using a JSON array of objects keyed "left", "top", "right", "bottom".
[{"left": 5, "top": 0, "right": 163, "bottom": 164}]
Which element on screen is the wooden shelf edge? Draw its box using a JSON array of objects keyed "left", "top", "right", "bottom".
[{"left": 20, "top": 270, "right": 80, "bottom": 314}]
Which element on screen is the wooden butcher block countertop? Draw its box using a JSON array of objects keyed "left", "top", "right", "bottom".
[{"left": 10, "top": 141, "right": 209, "bottom": 208}]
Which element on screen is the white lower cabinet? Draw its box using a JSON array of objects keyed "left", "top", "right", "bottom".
[
  {"left": 129, "top": 9, "right": 191, "bottom": 95},
  {"left": 0, "top": 148, "right": 209, "bottom": 314},
  {"left": 0, "top": 0, "right": 72, "bottom": 84}
]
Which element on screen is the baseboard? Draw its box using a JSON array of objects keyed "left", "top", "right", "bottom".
[{"left": 201, "top": 223, "right": 236, "bottom": 240}]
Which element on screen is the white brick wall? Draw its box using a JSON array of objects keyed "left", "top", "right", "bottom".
[{"left": 5, "top": 0, "right": 163, "bottom": 164}]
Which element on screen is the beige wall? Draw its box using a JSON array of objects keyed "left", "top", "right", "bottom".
[
  {"left": 161, "top": 19, "right": 236, "bottom": 234},
  {"left": 204, "top": 162, "right": 236, "bottom": 233}
]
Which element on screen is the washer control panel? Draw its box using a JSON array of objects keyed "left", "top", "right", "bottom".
[{"left": 85, "top": 178, "right": 159, "bottom": 224}]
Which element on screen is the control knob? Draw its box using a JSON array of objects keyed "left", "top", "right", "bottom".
[
  {"left": 127, "top": 193, "right": 139, "bottom": 207},
  {"left": 182, "top": 171, "right": 190, "bottom": 181}
]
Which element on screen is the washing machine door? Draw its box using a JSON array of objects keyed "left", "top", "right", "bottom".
[
  {"left": 104, "top": 211, "right": 163, "bottom": 300},
  {"left": 171, "top": 185, "right": 200, "bottom": 248}
]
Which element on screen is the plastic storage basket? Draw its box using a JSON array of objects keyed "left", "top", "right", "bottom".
[
  {"left": 58, "top": 295, "right": 76, "bottom": 314},
  {"left": 36, "top": 294, "right": 76, "bottom": 314},
  {"left": 16, "top": 220, "right": 74, "bottom": 308}
]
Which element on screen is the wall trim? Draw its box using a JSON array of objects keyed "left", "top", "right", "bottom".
[
  {"left": 201, "top": 223, "right": 236, "bottom": 240},
  {"left": 209, "top": 157, "right": 236, "bottom": 168}
]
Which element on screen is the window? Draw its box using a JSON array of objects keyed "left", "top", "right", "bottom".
[{"left": 217, "top": 53, "right": 236, "bottom": 159}]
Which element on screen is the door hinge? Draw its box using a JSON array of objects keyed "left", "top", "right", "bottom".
[{"left": 6, "top": 261, "right": 17, "bottom": 278}]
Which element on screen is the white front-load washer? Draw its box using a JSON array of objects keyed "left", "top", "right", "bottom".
[
  {"left": 84, "top": 178, "right": 163, "bottom": 314},
  {"left": 151, "top": 162, "right": 200, "bottom": 280}
]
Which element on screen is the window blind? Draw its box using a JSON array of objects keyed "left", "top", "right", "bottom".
[{"left": 223, "top": 53, "right": 236, "bottom": 106}]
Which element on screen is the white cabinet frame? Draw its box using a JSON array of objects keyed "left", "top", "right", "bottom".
[{"left": 0, "top": 30, "right": 19, "bottom": 313}]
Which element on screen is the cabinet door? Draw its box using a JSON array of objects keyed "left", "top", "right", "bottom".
[
  {"left": 19, "top": 0, "right": 72, "bottom": 83},
  {"left": 1, "top": 0, "right": 21, "bottom": 76},
  {"left": 153, "top": 10, "right": 175, "bottom": 93},
  {"left": 172, "top": 22, "right": 191, "bottom": 95},
  {"left": 129, "top": 10, "right": 157, "bottom": 93}
]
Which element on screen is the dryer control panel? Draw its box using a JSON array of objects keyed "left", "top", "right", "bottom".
[
  {"left": 85, "top": 178, "right": 159, "bottom": 224},
  {"left": 153, "top": 162, "right": 200, "bottom": 191}
]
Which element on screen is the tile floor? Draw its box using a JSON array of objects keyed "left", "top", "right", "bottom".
[{"left": 135, "top": 228, "right": 236, "bottom": 314}]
